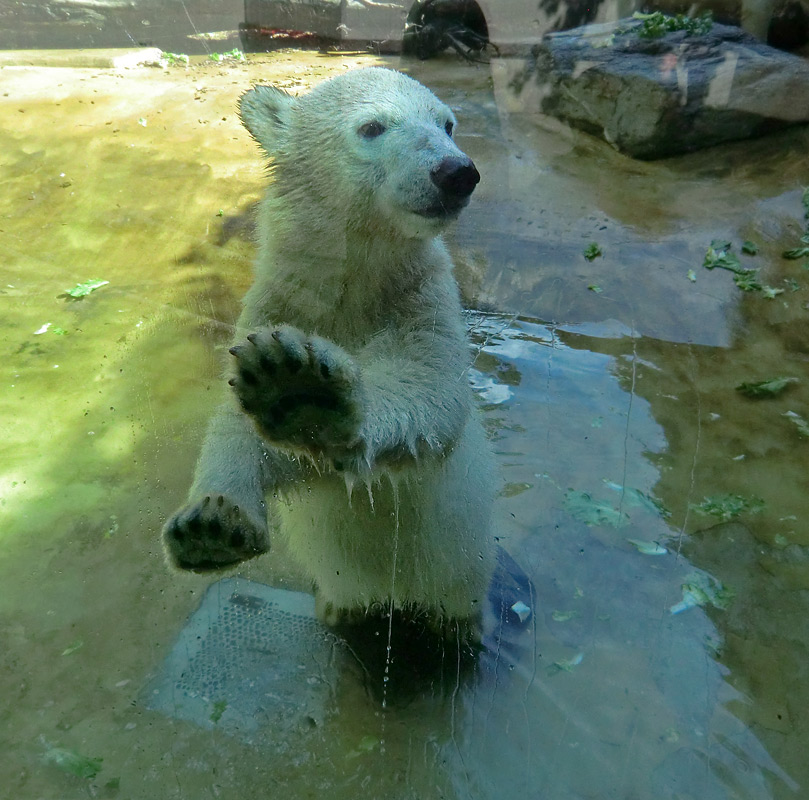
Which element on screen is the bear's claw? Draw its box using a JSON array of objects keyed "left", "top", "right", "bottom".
[
  {"left": 229, "top": 325, "right": 362, "bottom": 454},
  {"left": 162, "top": 494, "right": 270, "bottom": 572}
]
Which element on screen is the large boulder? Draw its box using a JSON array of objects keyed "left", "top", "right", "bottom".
[{"left": 508, "top": 17, "right": 809, "bottom": 159}]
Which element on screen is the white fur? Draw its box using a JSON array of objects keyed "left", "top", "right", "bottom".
[{"left": 163, "top": 68, "right": 495, "bottom": 633}]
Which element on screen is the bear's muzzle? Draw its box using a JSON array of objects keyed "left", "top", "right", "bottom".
[{"left": 430, "top": 155, "right": 480, "bottom": 199}]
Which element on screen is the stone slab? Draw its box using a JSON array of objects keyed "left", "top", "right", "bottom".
[{"left": 509, "top": 18, "right": 809, "bottom": 159}]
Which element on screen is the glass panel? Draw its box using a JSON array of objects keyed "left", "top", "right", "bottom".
[{"left": 2, "top": 3, "right": 806, "bottom": 798}]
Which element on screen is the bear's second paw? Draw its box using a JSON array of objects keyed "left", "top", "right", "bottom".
[
  {"left": 229, "top": 325, "right": 363, "bottom": 455},
  {"left": 162, "top": 494, "right": 269, "bottom": 572}
]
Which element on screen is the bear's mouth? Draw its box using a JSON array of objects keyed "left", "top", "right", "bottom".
[{"left": 414, "top": 196, "right": 470, "bottom": 220}]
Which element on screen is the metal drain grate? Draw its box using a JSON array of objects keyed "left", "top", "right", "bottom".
[
  {"left": 141, "top": 579, "right": 341, "bottom": 742},
  {"left": 141, "top": 552, "right": 533, "bottom": 739}
]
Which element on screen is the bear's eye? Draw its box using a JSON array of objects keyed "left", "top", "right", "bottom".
[
  {"left": 358, "top": 121, "right": 387, "bottom": 139},
  {"left": 444, "top": 120, "right": 454, "bottom": 136}
]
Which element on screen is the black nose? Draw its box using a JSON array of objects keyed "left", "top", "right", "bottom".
[{"left": 430, "top": 156, "right": 480, "bottom": 198}]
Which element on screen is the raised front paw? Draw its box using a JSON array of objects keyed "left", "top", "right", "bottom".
[
  {"left": 162, "top": 494, "right": 270, "bottom": 572},
  {"left": 229, "top": 325, "right": 362, "bottom": 454}
]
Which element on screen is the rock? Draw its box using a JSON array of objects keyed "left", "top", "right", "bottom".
[{"left": 509, "top": 17, "right": 809, "bottom": 159}]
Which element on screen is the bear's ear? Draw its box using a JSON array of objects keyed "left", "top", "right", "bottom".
[{"left": 239, "top": 85, "right": 295, "bottom": 153}]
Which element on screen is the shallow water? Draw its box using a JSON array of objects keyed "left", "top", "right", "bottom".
[{"left": 1, "top": 41, "right": 808, "bottom": 800}]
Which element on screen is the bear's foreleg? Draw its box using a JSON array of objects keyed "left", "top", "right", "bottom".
[
  {"left": 229, "top": 322, "right": 470, "bottom": 474},
  {"left": 162, "top": 403, "right": 300, "bottom": 571},
  {"left": 229, "top": 324, "right": 364, "bottom": 461}
]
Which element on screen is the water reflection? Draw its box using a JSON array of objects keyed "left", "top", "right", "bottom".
[{"left": 465, "top": 314, "right": 798, "bottom": 798}]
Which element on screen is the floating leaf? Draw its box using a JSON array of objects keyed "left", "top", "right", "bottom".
[
  {"left": 627, "top": 539, "right": 668, "bottom": 555},
  {"left": 741, "top": 240, "right": 759, "bottom": 255},
  {"left": 783, "top": 247, "right": 809, "bottom": 260},
  {"left": 762, "top": 285, "right": 785, "bottom": 299},
  {"left": 602, "top": 481, "right": 670, "bottom": 517},
  {"left": 703, "top": 245, "right": 741, "bottom": 272},
  {"left": 670, "top": 572, "right": 734, "bottom": 614},
  {"left": 209, "top": 699, "right": 227, "bottom": 723},
  {"left": 736, "top": 376, "right": 799, "bottom": 398},
  {"left": 732, "top": 269, "right": 761, "bottom": 291},
  {"left": 590, "top": 33, "right": 615, "bottom": 48},
  {"left": 42, "top": 742, "right": 103, "bottom": 779},
  {"left": 583, "top": 243, "right": 602, "bottom": 261},
  {"left": 61, "top": 639, "right": 83, "bottom": 656},
  {"left": 670, "top": 585, "right": 708, "bottom": 614},
  {"left": 552, "top": 652, "right": 584, "bottom": 671},
  {"left": 587, "top": 284, "right": 603, "bottom": 293},
  {"left": 65, "top": 280, "right": 109, "bottom": 298},
  {"left": 346, "top": 735, "right": 380, "bottom": 759},
  {"left": 563, "top": 490, "right": 626, "bottom": 527},
  {"left": 500, "top": 482, "right": 533, "bottom": 498},
  {"left": 690, "top": 493, "right": 765, "bottom": 522},
  {"left": 687, "top": 269, "right": 697, "bottom": 282},
  {"left": 784, "top": 410, "right": 809, "bottom": 437},
  {"left": 511, "top": 601, "right": 532, "bottom": 622}
]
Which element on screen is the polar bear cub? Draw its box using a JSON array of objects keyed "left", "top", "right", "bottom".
[{"left": 162, "top": 67, "right": 494, "bottom": 640}]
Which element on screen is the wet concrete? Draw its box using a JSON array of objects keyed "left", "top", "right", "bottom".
[{"left": 1, "top": 47, "right": 808, "bottom": 799}]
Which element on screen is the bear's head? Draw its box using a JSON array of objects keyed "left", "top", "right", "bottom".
[{"left": 239, "top": 67, "right": 480, "bottom": 240}]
